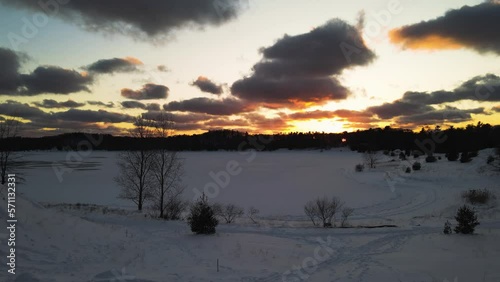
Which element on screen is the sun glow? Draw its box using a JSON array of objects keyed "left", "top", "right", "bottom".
[{"left": 291, "top": 119, "right": 347, "bottom": 133}]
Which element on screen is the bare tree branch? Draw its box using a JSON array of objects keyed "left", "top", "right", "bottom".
[{"left": 0, "top": 118, "right": 21, "bottom": 185}]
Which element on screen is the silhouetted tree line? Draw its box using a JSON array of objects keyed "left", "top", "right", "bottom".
[{"left": 0, "top": 123, "right": 499, "bottom": 154}]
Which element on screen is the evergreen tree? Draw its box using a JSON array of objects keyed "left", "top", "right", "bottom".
[
  {"left": 187, "top": 194, "right": 218, "bottom": 234},
  {"left": 454, "top": 205, "right": 479, "bottom": 234},
  {"left": 443, "top": 220, "right": 452, "bottom": 235}
]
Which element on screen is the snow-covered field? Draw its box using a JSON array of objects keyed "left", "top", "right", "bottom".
[{"left": 1, "top": 149, "right": 500, "bottom": 281}]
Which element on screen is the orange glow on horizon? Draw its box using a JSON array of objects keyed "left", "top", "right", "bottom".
[{"left": 389, "top": 29, "right": 464, "bottom": 50}]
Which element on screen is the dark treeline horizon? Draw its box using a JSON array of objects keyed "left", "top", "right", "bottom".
[{"left": 1, "top": 122, "right": 499, "bottom": 154}]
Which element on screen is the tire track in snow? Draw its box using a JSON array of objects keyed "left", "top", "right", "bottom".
[{"left": 254, "top": 227, "right": 436, "bottom": 282}]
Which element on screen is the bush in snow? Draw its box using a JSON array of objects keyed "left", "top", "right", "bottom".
[
  {"left": 248, "top": 206, "right": 260, "bottom": 224},
  {"left": 487, "top": 155, "right": 495, "bottom": 164},
  {"left": 355, "top": 164, "right": 364, "bottom": 172},
  {"left": 425, "top": 155, "right": 437, "bottom": 163},
  {"left": 460, "top": 152, "right": 472, "bottom": 163},
  {"left": 469, "top": 151, "right": 478, "bottom": 158},
  {"left": 340, "top": 207, "right": 354, "bottom": 227},
  {"left": 187, "top": 194, "right": 218, "bottom": 234},
  {"left": 405, "top": 167, "right": 411, "bottom": 173},
  {"left": 446, "top": 151, "right": 459, "bottom": 161},
  {"left": 454, "top": 205, "right": 479, "bottom": 234},
  {"left": 443, "top": 220, "right": 452, "bottom": 235},
  {"left": 412, "top": 162, "right": 421, "bottom": 171},
  {"left": 304, "top": 196, "right": 344, "bottom": 227},
  {"left": 213, "top": 203, "right": 244, "bottom": 224},
  {"left": 363, "top": 151, "right": 379, "bottom": 169},
  {"left": 461, "top": 189, "right": 495, "bottom": 205},
  {"left": 399, "top": 152, "right": 406, "bottom": 160}
]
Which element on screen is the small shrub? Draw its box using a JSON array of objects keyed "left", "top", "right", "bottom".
[
  {"left": 446, "top": 151, "right": 459, "bottom": 161},
  {"left": 304, "top": 196, "right": 344, "bottom": 227},
  {"left": 443, "top": 220, "right": 452, "bottom": 235},
  {"left": 341, "top": 207, "right": 354, "bottom": 227},
  {"left": 438, "top": 156, "right": 442, "bottom": 160},
  {"left": 214, "top": 203, "right": 244, "bottom": 224},
  {"left": 425, "top": 155, "right": 437, "bottom": 163},
  {"left": 461, "top": 189, "right": 495, "bottom": 205},
  {"left": 405, "top": 149, "right": 411, "bottom": 157},
  {"left": 390, "top": 152, "right": 396, "bottom": 157},
  {"left": 162, "top": 199, "right": 188, "bottom": 220},
  {"left": 460, "top": 152, "right": 472, "bottom": 163},
  {"left": 412, "top": 162, "right": 421, "bottom": 171},
  {"left": 469, "top": 151, "right": 478, "bottom": 158},
  {"left": 487, "top": 155, "right": 495, "bottom": 164},
  {"left": 454, "top": 205, "right": 479, "bottom": 234},
  {"left": 399, "top": 152, "right": 406, "bottom": 160},
  {"left": 248, "top": 206, "right": 259, "bottom": 224},
  {"left": 355, "top": 164, "right": 364, "bottom": 172},
  {"left": 405, "top": 167, "right": 411, "bottom": 173},
  {"left": 187, "top": 194, "right": 218, "bottom": 234}
]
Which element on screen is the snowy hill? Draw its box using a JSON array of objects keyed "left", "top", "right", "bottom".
[{"left": 1, "top": 149, "right": 500, "bottom": 281}]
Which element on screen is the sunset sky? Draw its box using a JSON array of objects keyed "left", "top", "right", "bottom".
[{"left": 0, "top": 0, "right": 499, "bottom": 136}]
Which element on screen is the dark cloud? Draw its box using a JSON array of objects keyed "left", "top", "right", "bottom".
[
  {"left": 191, "top": 76, "right": 223, "bottom": 95},
  {"left": 85, "top": 57, "right": 142, "bottom": 74},
  {"left": 50, "top": 109, "right": 133, "bottom": 123},
  {"left": 164, "top": 97, "right": 253, "bottom": 115},
  {"left": 231, "top": 19, "right": 375, "bottom": 108},
  {"left": 0, "top": 0, "right": 247, "bottom": 39},
  {"left": 367, "top": 74, "right": 500, "bottom": 119},
  {"left": 0, "top": 100, "right": 131, "bottom": 123},
  {"left": 87, "top": 101, "right": 115, "bottom": 108},
  {"left": 145, "top": 103, "right": 161, "bottom": 111},
  {"left": 0, "top": 100, "right": 131, "bottom": 136},
  {"left": 0, "top": 47, "right": 93, "bottom": 96},
  {"left": 121, "top": 101, "right": 159, "bottom": 111},
  {"left": 232, "top": 77, "right": 350, "bottom": 109},
  {"left": 33, "top": 99, "right": 86, "bottom": 109},
  {"left": 121, "top": 101, "right": 146, "bottom": 109},
  {"left": 367, "top": 101, "right": 435, "bottom": 119},
  {"left": 284, "top": 110, "right": 337, "bottom": 120},
  {"left": 19, "top": 66, "right": 92, "bottom": 95},
  {"left": 401, "top": 74, "right": 500, "bottom": 104},
  {"left": 203, "top": 118, "right": 250, "bottom": 127},
  {"left": 390, "top": 2, "right": 500, "bottom": 54},
  {"left": 0, "top": 47, "right": 22, "bottom": 93},
  {"left": 396, "top": 107, "right": 485, "bottom": 125},
  {"left": 21, "top": 122, "right": 125, "bottom": 137},
  {"left": 241, "top": 113, "right": 289, "bottom": 132},
  {"left": 0, "top": 100, "right": 47, "bottom": 119},
  {"left": 121, "top": 84, "right": 169, "bottom": 100},
  {"left": 142, "top": 111, "right": 212, "bottom": 124}
]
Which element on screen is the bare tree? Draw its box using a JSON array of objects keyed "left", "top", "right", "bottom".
[
  {"left": 248, "top": 206, "right": 260, "bottom": 224},
  {"left": 149, "top": 112, "right": 186, "bottom": 219},
  {"left": 115, "top": 117, "right": 156, "bottom": 211},
  {"left": 341, "top": 207, "right": 354, "bottom": 227},
  {"left": 304, "top": 196, "right": 344, "bottom": 227},
  {"left": 214, "top": 203, "right": 244, "bottom": 224},
  {"left": 363, "top": 151, "right": 379, "bottom": 169},
  {"left": 304, "top": 201, "right": 318, "bottom": 226},
  {"left": 0, "top": 119, "right": 21, "bottom": 185}
]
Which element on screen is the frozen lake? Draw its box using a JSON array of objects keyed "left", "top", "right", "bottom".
[{"left": 17, "top": 150, "right": 393, "bottom": 216}]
